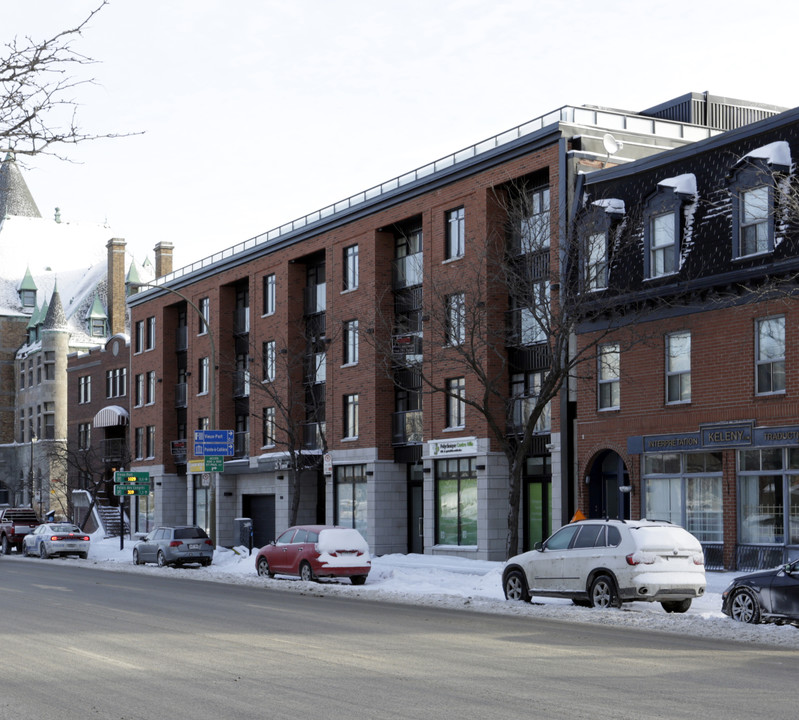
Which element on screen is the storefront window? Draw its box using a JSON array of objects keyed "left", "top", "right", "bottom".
[
  {"left": 193, "top": 477, "right": 209, "bottom": 535},
  {"left": 436, "top": 458, "right": 477, "bottom": 546},
  {"left": 136, "top": 493, "right": 155, "bottom": 534},
  {"left": 643, "top": 452, "right": 723, "bottom": 542},
  {"left": 335, "top": 465, "right": 367, "bottom": 536}
]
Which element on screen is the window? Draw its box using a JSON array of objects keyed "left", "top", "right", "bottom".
[
  {"left": 517, "top": 186, "right": 550, "bottom": 255},
  {"left": 36, "top": 355, "right": 41, "bottom": 384},
  {"left": 335, "top": 464, "right": 367, "bottom": 535},
  {"left": 649, "top": 212, "right": 677, "bottom": 277},
  {"left": 145, "top": 316, "right": 156, "bottom": 350},
  {"left": 262, "top": 407, "right": 275, "bottom": 447},
  {"left": 512, "top": 283, "right": 549, "bottom": 345},
  {"left": 146, "top": 371, "right": 156, "bottom": 405},
  {"left": 199, "top": 297, "right": 210, "bottom": 334},
  {"left": 756, "top": 317, "right": 785, "bottom": 394},
  {"left": 344, "top": 320, "right": 359, "bottom": 365},
  {"left": 90, "top": 318, "right": 106, "bottom": 337},
  {"left": 198, "top": 417, "right": 210, "bottom": 431},
  {"left": 198, "top": 357, "right": 209, "bottom": 394},
  {"left": 739, "top": 186, "right": 770, "bottom": 256},
  {"left": 586, "top": 231, "right": 608, "bottom": 290},
  {"left": 106, "top": 368, "right": 127, "bottom": 398},
  {"left": 511, "top": 372, "right": 550, "bottom": 433},
  {"left": 343, "top": 245, "right": 359, "bottom": 290},
  {"left": 78, "top": 423, "right": 91, "bottom": 450},
  {"left": 262, "top": 341, "right": 275, "bottom": 382},
  {"left": 19, "top": 365, "right": 24, "bottom": 390},
  {"left": 134, "top": 320, "right": 144, "bottom": 353},
  {"left": 436, "top": 457, "right": 477, "bottom": 546},
  {"left": 134, "top": 373, "right": 144, "bottom": 407},
  {"left": 78, "top": 375, "right": 91, "bottom": 404},
  {"left": 446, "top": 207, "right": 465, "bottom": 259},
  {"left": 643, "top": 452, "right": 723, "bottom": 543},
  {"left": 344, "top": 394, "right": 359, "bottom": 439},
  {"left": 446, "top": 293, "right": 465, "bottom": 346},
  {"left": 598, "top": 343, "right": 620, "bottom": 410},
  {"left": 262, "top": 274, "right": 276, "bottom": 316},
  {"left": 134, "top": 427, "right": 144, "bottom": 459},
  {"left": 44, "top": 351, "right": 55, "bottom": 381},
  {"left": 446, "top": 377, "right": 466, "bottom": 428},
  {"left": 666, "top": 331, "right": 691, "bottom": 404},
  {"left": 146, "top": 426, "right": 156, "bottom": 458}
]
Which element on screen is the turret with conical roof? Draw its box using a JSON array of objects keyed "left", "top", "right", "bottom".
[{"left": 0, "top": 153, "right": 41, "bottom": 219}]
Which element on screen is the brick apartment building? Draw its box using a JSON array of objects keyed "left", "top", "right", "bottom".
[
  {"left": 126, "top": 93, "right": 784, "bottom": 560},
  {"left": 574, "top": 106, "right": 799, "bottom": 571}
]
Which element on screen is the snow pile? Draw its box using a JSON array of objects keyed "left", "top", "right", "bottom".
[{"left": 8, "top": 531, "right": 799, "bottom": 649}]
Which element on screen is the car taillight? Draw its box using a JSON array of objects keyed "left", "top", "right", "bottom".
[
  {"left": 693, "top": 553, "right": 705, "bottom": 565},
  {"left": 50, "top": 536, "right": 60, "bottom": 541},
  {"left": 626, "top": 553, "right": 655, "bottom": 566},
  {"left": 204, "top": 539, "right": 213, "bottom": 546},
  {"left": 169, "top": 540, "right": 182, "bottom": 547}
]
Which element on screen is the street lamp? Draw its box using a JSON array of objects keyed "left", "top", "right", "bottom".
[{"left": 126, "top": 281, "right": 218, "bottom": 543}]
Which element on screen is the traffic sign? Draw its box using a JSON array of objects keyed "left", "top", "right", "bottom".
[
  {"left": 204, "top": 456, "right": 224, "bottom": 472},
  {"left": 113, "top": 484, "right": 149, "bottom": 496},
  {"left": 194, "top": 429, "right": 234, "bottom": 457},
  {"left": 114, "top": 471, "right": 150, "bottom": 483}
]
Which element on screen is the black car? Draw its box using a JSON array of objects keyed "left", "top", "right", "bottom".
[{"left": 721, "top": 559, "right": 799, "bottom": 625}]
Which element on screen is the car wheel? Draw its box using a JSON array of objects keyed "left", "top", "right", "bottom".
[
  {"left": 156, "top": 550, "right": 168, "bottom": 568},
  {"left": 350, "top": 575, "right": 367, "bottom": 586},
  {"left": 133, "top": 549, "right": 143, "bottom": 565},
  {"left": 589, "top": 574, "right": 619, "bottom": 609},
  {"left": 257, "top": 557, "right": 274, "bottom": 578},
  {"left": 661, "top": 599, "right": 692, "bottom": 613},
  {"left": 730, "top": 587, "right": 761, "bottom": 624},
  {"left": 39, "top": 543, "right": 49, "bottom": 560},
  {"left": 203, "top": 559, "right": 212, "bottom": 567},
  {"left": 79, "top": 553, "right": 88, "bottom": 560},
  {"left": 503, "top": 569, "right": 531, "bottom": 602},
  {"left": 572, "top": 598, "right": 591, "bottom": 608},
  {"left": 300, "top": 561, "right": 316, "bottom": 582},
  {"left": 1, "top": 535, "right": 10, "bottom": 555}
]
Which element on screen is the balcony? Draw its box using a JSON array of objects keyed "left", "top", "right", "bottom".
[
  {"left": 392, "top": 254, "right": 423, "bottom": 289},
  {"left": 175, "top": 325, "right": 188, "bottom": 352},
  {"left": 303, "top": 283, "right": 327, "bottom": 315},
  {"left": 234, "top": 431, "right": 250, "bottom": 458},
  {"left": 302, "top": 422, "right": 326, "bottom": 451},
  {"left": 392, "top": 333, "right": 423, "bottom": 357},
  {"left": 174, "top": 382, "right": 187, "bottom": 408},
  {"left": 233, "top": 370, "right": 251, "bottom": 398},
  {"left": 100, "top": 438, "right": 128, "bottom": 463},
  {"left": 234, "top": 307, "right": 250, "bottom": 335},
  {"left": 392, "top": 410, "right": 423, "bottom": 445}
]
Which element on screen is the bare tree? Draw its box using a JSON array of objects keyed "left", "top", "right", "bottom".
[{"left": 0, "top": 1, "right": 131, "bottom": 158}]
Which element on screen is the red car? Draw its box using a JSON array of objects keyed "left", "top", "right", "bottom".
[{"left": 255, "top": 525, "right": 371, "bottom": 585}]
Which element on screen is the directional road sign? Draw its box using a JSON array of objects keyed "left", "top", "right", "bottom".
[
  {"left": 114, "top": 484, "right": 150, "bottom": 496},
  {"left": 194, "top": 429, "right": 234, "bottom": 457}
]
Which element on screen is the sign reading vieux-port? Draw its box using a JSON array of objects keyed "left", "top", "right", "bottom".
[
  {"left": 113, "top": 471, "right": 150, "bottom": 496},
  {"left": 194, "top": 430, "right": 235, "bottom": 457}
]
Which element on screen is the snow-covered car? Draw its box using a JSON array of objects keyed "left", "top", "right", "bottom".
[
  {"left": 502, "top": 519, "right": 706, "bottom": 612},
  {"left": 23, "top": 523, "right": 90, "bottom": 559},
  {"left": 255, "top": 525, "right": 371, "bottom": 585},
  {"left": 133, "top": 526, "right": 214, "bottom": 567},
  {"left": 721, "top": 559, "right": 799, "bottom": 625}
]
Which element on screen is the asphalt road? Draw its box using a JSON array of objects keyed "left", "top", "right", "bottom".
[{"left": 1, "top": 558, "right": 795, "bottom": 720}]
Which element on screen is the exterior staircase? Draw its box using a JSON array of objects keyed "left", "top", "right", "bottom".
[{"left": 97, "top": 503, "right": 130, "bottom": 537}]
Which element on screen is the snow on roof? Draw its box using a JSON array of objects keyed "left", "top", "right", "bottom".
[
  {"left": 741, "top": 140, "right": 792, "bottom": 168},
  {"left": 592, "top": 198, "right": 626, "bottom": 214},
  {"left": 657, "top": 173, "right": 698, "bottom": 197}
]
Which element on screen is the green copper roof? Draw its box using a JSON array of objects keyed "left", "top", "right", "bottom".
[{"left": 18, "top": 266, "right": 37, "bottom": 292}]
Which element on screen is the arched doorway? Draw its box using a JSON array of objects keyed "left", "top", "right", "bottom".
[{"left": 586, "top": 450, "right": 630, "bottom": 520}]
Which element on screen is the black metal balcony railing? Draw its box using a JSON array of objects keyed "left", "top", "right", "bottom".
[
  {"left": 234, "top": 307, "right": 250, "bottom": 335},
  {"left": 175, "top": 325, "right": 188, "bottom": 352},
  {"left": 174, "top": 382, "right": 187, "bottom": 408},
  {"left": 302, "top": 422, "right": 326, "bottom": 450},
  {"left": 101, "top": 438, "right": 128, "bottom": 463},
  {"left": 234, "top": 431, "right": 250, "bottom": 458},
  {"left": 392, "top": 410, "right": 423, "bottom": 445},
  {"left": 392, "top": 254, "right": 423, "bottom": 289}
]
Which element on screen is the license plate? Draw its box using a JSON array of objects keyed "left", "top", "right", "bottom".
[
  {"left": 188, "top": 543, "right": 200, "bottom": 550},
  {"left": 63, "top": 544, "right": 79, "bottom": 549}
]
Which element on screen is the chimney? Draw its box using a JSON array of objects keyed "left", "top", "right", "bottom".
[
  {"left": 106, "top": 238, "right": 126, "bottom": 336},
  {"left": 154, "top": 241, "right": 174, "bottom": 278}
]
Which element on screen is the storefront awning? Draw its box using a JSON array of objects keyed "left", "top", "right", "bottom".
[{"left": 93, "top": 405, "right": 129, "bottom": 428}]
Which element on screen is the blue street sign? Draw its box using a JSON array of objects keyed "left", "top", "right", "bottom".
[{"left": 194, "top": 430, "right": 234, "bottom": 457}]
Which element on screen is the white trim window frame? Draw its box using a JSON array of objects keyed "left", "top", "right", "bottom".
[
  {"left": 666, "top": 331, "right": 691, "bottom": 404},
  {"left": 598, "top": 342, "right": 620, "bottom": 411},
  {"left": 755, "top": 316, "right": 785, "bottom": 395}
]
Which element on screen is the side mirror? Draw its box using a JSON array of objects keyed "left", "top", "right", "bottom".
[
  {"left": 270, "top": 540, "right": 276, "bottom": 546},
  {"left": 534, "top": 541, "right": 544, "bottom": 552}
]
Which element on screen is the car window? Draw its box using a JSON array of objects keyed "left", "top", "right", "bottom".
[
  {"left": 293, "top": 529, "right": 308, "bottom": 543},
  {"left": 153, "top": 529, "right": 166, "bottom": 541},
  {"left": 545, "top": 525, "right": 580, "bottom": 550},
  {"left": 607, "top": 526, "right": 621, "bottom": 547},
  {"left": 175, "top": 527, "right": 208, "bottom": 540},
  {"left": 276, "top": 529, "right": 295, "bottom": 544},
  {"left": 573, "top": 524, "right": 603, "bottom": 548},
  {"left": 307, "top": 531, "right": 319, "bottom": 543}
]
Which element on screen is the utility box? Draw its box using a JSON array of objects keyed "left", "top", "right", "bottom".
[{"left": 234, "top": 517, "right": 253, "bottom": 555}]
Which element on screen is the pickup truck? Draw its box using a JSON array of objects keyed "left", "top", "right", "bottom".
[{"left": 0, "top": 508, "right": 41, "bottom": 554}]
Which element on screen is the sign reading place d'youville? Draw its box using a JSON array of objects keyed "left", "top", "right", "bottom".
[{"left": 194, "top": 429, "right": 234, "bottom": 457}]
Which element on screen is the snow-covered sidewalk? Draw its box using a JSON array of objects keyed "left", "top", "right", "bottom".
[{"left": 9, "top": 532, "right": 799, "bottom": 649}]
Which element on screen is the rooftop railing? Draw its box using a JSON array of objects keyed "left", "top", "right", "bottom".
[{"left": 151, "top": 105, "right": 720, "bottom": 287}]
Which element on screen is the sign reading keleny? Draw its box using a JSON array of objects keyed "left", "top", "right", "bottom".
[{"left": 429, "top": 437, "right": 477, "bottom": 457}]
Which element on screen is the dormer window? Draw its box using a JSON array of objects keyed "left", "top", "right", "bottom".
[
  {"left": 739, "top": 186, "right": 769, "bottom": 255},
  {"left": 90, "top": 318, "right": 107, "bottom": 337},
  {"left": 642, "top": 175, "right": 696, "bottom": 280},
  {"left": 20, "top": 289, "right": 36, "bottom": 308},
  {"left": 649, "top": 211, "right": 677, "bottom": 277}
]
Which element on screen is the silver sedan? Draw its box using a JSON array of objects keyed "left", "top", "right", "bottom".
[{"left": 133, "top": 526, "right": 214, "bottom": 567}]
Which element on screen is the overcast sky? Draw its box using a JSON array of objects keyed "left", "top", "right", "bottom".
[{"left": 5, "top": 0, "right": 798, "bottom": 271}]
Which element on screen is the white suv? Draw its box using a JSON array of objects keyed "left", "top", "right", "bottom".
[{"left": 502, "top": 519, "right": 706, "bottom": 612}]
